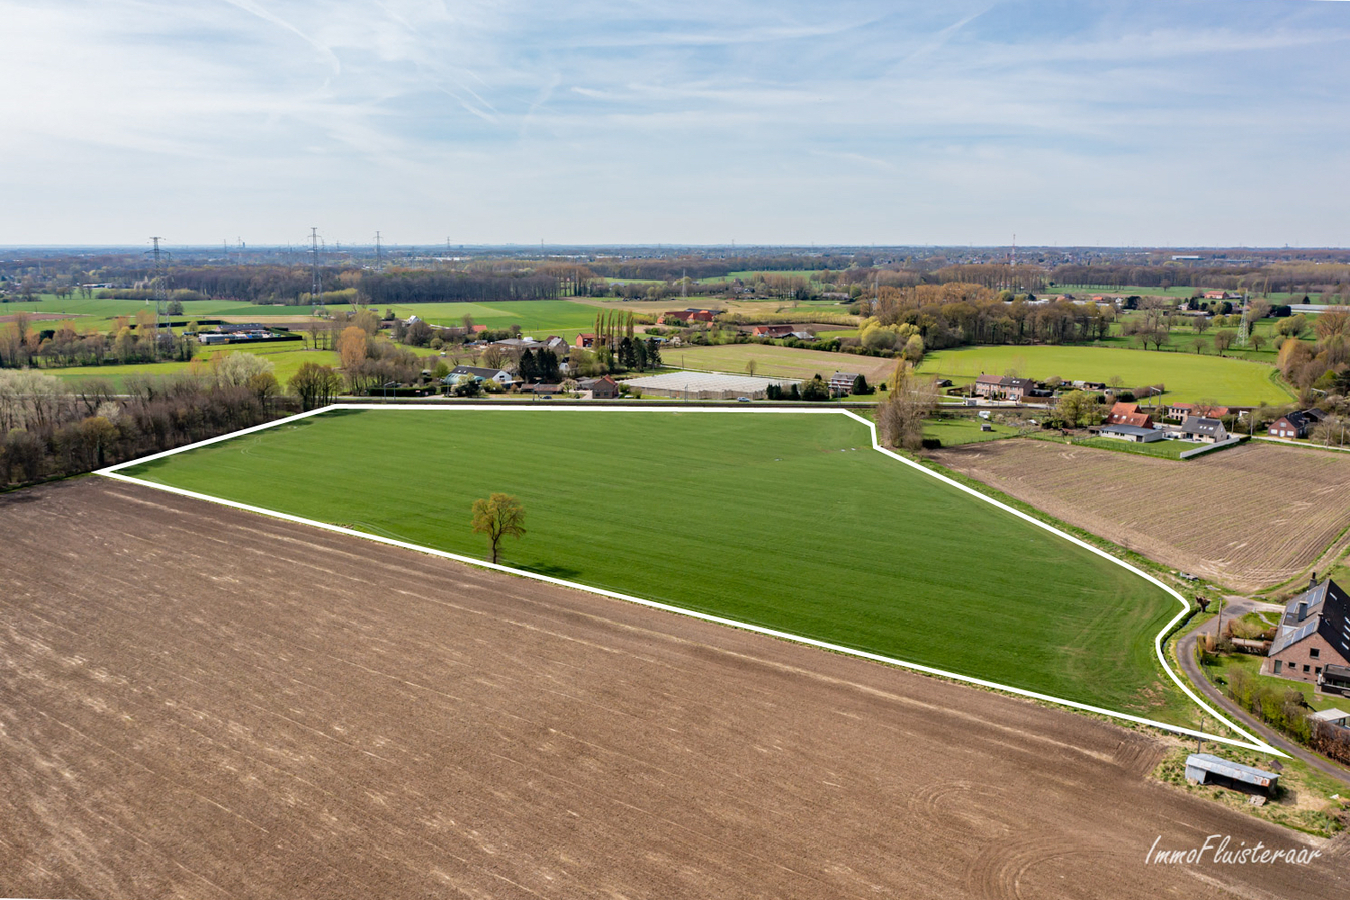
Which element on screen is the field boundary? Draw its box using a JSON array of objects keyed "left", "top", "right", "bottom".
[{"left": 96, "top": 403, "right": 1279, "bottom": 756}]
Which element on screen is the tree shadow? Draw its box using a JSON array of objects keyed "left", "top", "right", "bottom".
[{"left": 517, "top": 561, "right": 583, "bottom": 580}]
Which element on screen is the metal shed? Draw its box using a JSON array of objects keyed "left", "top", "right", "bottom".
[{"left": 1184, "top": 753, "right": 1279, "bottom": 794}]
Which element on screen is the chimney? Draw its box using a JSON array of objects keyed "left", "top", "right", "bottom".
[
  {"left": 1297, "top": 601, "right": 1308, "bottom": 623},
  {"left": 1310, "top": 571, "right": 1318, "bottom": 590}
]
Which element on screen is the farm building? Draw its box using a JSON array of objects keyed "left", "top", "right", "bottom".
[
  {"left": 622, "top": 371, "right": 800, "bottom": 401},
  {"left": 973, "top": 374, "right": 1036, "bottom": 401},
  {"left": 1260, "top": 577, "right": 1350, "bottom": 686},
  {"left": 1099, "top": 423, "right": 1164, "bottom": 443},
  {"left": 1106, "top": 402, "right": 1153, "bottom": 429},
  {"left": 1180, "top": 416, "right": 1228, "bottom": 443},
  {"left": 829, "top": 372, "right": 860, "bottom": 397},
  {"left": 1268, "top": 409, "right": 1327, "bottom": 439},
  {"left": 574, "top": 333, "right": 596, "bottom": 349},
  {"left": 1184, "top": 754, "right": 1278, "bottom": 795}
]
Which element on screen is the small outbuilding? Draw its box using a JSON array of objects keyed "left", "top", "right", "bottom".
[
  {"left": 1184, "top": 753, "right": 1279, "bottom": 795},
  {"left": 1310, "top": 708, "right": 1349, "bottom": 729},
  {"left": 1099, "top": 423, "right": 1164, "bottom": 443}
]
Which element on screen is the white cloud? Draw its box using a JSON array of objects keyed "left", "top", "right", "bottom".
[{"left": 0, "top": 0, "right": 1347, "bottom": 244}]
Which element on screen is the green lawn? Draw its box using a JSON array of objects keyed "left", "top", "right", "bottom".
[
  {"left": 917, "top": 344, "right": 1292, "bottom": 405},
  {"left": 0, "top": 294, "right": 277, "bottom": 329},
  {"left": 119, "top": 408, "right": 1190, "bottom": 724},
  {"left": 923, "top": 416, "right": 1019, "bottom": 447},
  {"left": 1200, "top": 652, "right": 1344, "bottom": 714}
]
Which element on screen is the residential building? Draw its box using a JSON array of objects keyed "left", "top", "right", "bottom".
[
  {"left": 1180, "top": 416, "right": 1228, "bottom": 443},
  {"left": 829, "top": 372, "right": 860, "bottom": 397},
  {"left": 751, "top": 324, "right": 797, "bottom": 338},
  {"left": 1099, "top": 423, "right": 1164, "bottom": 443},
  {"left": 1166, "top": 402, "right": 1229, "bottom": 421},
  {"left": 972, "top": 374, "right": 1036, "bottom": 401},
  {"left": 1268, "top": 409, "right": 1327, "bottom": 439},
  {"left": 578, "top": 375, "right": 619, "bottom": 399},
  {"left": 1106, "top": 402, "right": 1153, "bottom": 429},
  {"left": 447, "top": 365, "right": 514, "bottom": 387},
  {"left": 575, "top": 333, "right": 596, "bottom": 349},
  {"left": 1262, "top": 578, "right": 1350, "bottom": 689}
]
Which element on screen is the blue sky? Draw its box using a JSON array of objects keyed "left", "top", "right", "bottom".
[{"left": 2, "top": 0, "right": 1348, "bottom": 246}]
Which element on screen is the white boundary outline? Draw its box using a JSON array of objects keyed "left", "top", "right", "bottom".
[{"left": 97, "top": 403, "right": 1280, "bottom": 756}]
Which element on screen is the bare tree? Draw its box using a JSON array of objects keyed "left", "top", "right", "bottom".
[{"left": 877, "top": 362, "right": 938, "bottom": 451}]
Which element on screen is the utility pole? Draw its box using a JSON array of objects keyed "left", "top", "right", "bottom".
[
  {"left": 1237, "top": 292, "right": 1251, "bottom": 348},
  {"left": 309, "top": 227, "right": 323, "bottom": 310},
  {"left": 146, "top": 237, "right": 170, "bottom": 360}
]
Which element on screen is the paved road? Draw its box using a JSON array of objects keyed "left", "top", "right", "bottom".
[{"left": 1177, "top": 598, "right": 1350, "bottom": 789}]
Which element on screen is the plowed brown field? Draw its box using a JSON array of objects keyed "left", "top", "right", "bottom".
[
  {"left": 933, "top": 440, "right": 1350, "bottom": 592},
  {"left": 2, "top": 478, "right": 1346, "bottom": 899}
]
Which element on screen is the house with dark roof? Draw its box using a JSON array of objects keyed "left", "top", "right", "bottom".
[
  {"left": 1180, "top": 416, "right": 1228, "bottom": 443},
  {"left": 1262, "top": 578, "right": 1350, "bottom": 690},
  {"left": 972, "top": 374, "right": 1036, "bottom": 401},
  {"left": 1268, "top": 408, "right": 1327, "bottom": 439}
]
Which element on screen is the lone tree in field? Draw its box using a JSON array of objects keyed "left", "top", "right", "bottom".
[{"left": 471, "top": 493, "right": 526, "bottom": 564}]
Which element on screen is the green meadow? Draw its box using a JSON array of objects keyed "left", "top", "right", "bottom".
[
  {"left": 121, "top": 408, "right": 1193, "bottom": 725},
  {"left": 917, "top": 344, "right": 1292, "bottom": 405}
]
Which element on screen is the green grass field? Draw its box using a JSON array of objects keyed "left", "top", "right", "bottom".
[
  {"left": 40, "top": 345, "right": 341, "bottom": 388},
  {"left": 917, "top": 345, "right": 1292, "bottom": 405},
  {"left": 120, "top": 408, "right": 1193, "bottom": 724},
  {"left": 0, "top": 295, "right": 277, "bottom": 328},
  {"left": 377, "top": 299, "right": 602, "bottom": 337},
  {"left": 671, "top": 343, "right": 896, "bottom": 383}
]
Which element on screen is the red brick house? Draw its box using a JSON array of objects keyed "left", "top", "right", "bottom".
[
  {"left": 574, "top": 333, "right": 596, "bottom": 349},
  {"left": 1268, "top": 408, "right": 1326, "bottom": 439},
  {"left": 751, "top": 324, "right": 796, "bottom": 338},
  {"left": 1262, "top": 578, "right": 1350, "bottom": 690},
  {"left": 580, "top": 375, "right": 619, "bottom": 399},
  {"left": 972, "top": 374, "right": 1035, "bottom": 401}
]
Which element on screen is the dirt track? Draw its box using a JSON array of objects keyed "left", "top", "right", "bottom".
[
  {"left": 932, "top": 439, "right": 1350, "bottom": 591},
  {"left": 2, "top": 478, "right": 1346, "bottom": 899}
]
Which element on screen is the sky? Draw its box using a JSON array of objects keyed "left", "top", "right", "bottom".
[{"left": 1, "top": 0, "right": 1348, "bottom": 248}]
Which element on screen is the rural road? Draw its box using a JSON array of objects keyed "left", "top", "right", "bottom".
[{"left": 1177, "top": 598, "right": 1350, "bottom": 789}]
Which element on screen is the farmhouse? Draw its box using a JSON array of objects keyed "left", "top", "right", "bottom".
[
  {"left": 1106, "top": 402, "right": 1153, "bottom": 429},
  {"left": 1261, "top": 577, "right": 1350, "bottom": 688},
  {"left": 574, "top": 333, "right": 597, "bottom": 349},
  {"left": 447, "top": 365, "right": 514, "bottom": 387},
  {"left": 1167, "top": 402, "right": 1229, "bottom": 421},
  {"left": 1099, "top": 423, "right": 1164, "bottom": 443},
  {"left": 1180, "top": 416, "right": 1228, "bottom": 443},
  {"left": 1268, "top": 408, "right": 1327, "bottom": 439},
  {"left": 752, "top": 324, "right": 797, "bottom": 338},
  {"left": 830, "top": 372, "right": 860, "bottom": 397},
  {"left": 973, "top": 374, "right": 1036, "bottom": 401},
  {"left": 578, "top": 375, "right": 619, "bottom": 399}
]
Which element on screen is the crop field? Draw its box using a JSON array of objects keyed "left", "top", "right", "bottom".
[
  {"left": 5, "top": 479, "right": 1342, "bottom": 899},
  {"left": 0, "top": 294, "right": 276, "bottom": 328},
  {"left": 39, "top": 345, "right": 342, "bottom": 388},
  {"left": 933, "top": 439, "right": 1350, "bottom": 592},
  {"left": 118, "top": 408, "right": 1195, "bottom": 724},
  {"left": 670, "top": 343, "right": 895, "bottom": 383},
  {"left": 916, "top": 344, "right": 1292, "bottom": 405}
]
